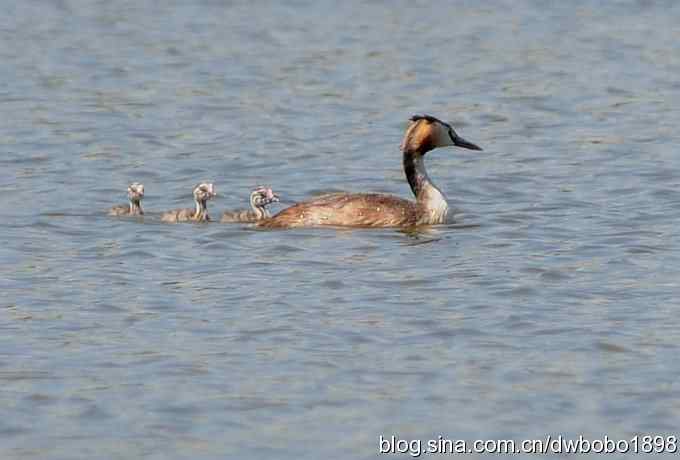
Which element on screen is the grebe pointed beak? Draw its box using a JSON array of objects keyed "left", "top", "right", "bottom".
[{"left": 453, "top": 134, "right": 482, "bottom": 151}]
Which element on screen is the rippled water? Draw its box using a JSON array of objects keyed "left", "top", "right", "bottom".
[{"left": 3, "top": 1, "right": 680, "bottom": 459}]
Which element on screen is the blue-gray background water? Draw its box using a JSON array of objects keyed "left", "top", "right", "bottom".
[{"left": 2, "top": 1, "right": 680, "bottom": 458}]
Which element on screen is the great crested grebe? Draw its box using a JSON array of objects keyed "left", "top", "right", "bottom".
[
  {"left": 161, "top": 182, "right": 216, "bottom": 223},
  {"left": 258, "top": 115, "right": 482, "bottom": 228},
  {"left": 109, "top": 182, "right": 145, "bottom": 216},
  {"left": 220, "top": 186, "right": 280, "bottom": 223}
]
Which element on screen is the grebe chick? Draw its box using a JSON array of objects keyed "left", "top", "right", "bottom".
[
  {"left": 220, "top": 186, "right": 280, "bottom": 223},
  {"left": 258, "top": 115, "right": 482, "bottom": 228},
  {"left": 161, "top": 182, "right": 216, "bottom": 223},
  {"left": 109, "top": 182, "right": 145, "bottom": 216}
]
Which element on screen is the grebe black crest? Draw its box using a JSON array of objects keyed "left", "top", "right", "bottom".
[
  {"left": 161, "top": 182, "right": 216, "bottom": 223},
  {"left": 221, "top": 186, "right": 280, "bottom": 223},
  {"left": 109, "top": 182, "right": 145, "bottom": 216},
  {"left": 258, "top": 115, "right": 481, "bottom": 228}
]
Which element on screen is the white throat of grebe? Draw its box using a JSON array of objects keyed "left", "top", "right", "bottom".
[
  {"left": 127, "top": 182, "right": 144, "bottom": 215},
  {"left": 193, "top": 182, "right": 216, "bottom": 218},
  {"left": 412, "top": 154, "right": 448, "bottom": 223},
  {"left": 402, "top": 115, "right": 482, "bottom": 224}
]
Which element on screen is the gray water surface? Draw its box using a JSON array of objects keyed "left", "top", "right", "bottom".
[{"left": 3, "top": 1, "right": 680, "bottom": 459}]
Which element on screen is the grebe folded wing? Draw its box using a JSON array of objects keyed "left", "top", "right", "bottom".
[{"left": 258, "top": 192, "right": 419, "bottom": 228}]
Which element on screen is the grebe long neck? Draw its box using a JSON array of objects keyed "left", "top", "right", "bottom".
[
  {"left": 252, "top": 203, "right": 271, "bottom": 220},
  {"left": 403, "top": 149, "right": 449, "bottom": 223},
  {"left": 249, "top": 192, "right": 272, "bottom": 220},
  {"left": 129, "top": 199, "right": 143, "bottom": 215},
  {"left": 194, "top": 198, "right": 208, "bottom": 220},
  {"left": 250, "top": 193, "right": 263, "bottom": 219},
  {"left": 403, "top": 150, "right": 447, "bottom": 202}
]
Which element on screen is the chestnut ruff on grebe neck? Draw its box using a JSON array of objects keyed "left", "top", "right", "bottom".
[{"left": 258, "top": 115, "right": 482, "bottom": 228}]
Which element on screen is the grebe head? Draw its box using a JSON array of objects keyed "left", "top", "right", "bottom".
[
  {"left": 401, "top": 114, "right": 482, "bottom": 154},
  {"left": 127, "top": 182, "right": 145, "bottom": 202},
  {"left": 265, "top": 187, "right": 280, "bottom": 204},
  {"left": 250, "top": 186, "right": 280, "bottom": 208},
  {"left": 194, "top": 182, "right": 216, "bottom": 203}
]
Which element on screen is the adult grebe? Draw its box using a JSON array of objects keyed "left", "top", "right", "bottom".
[
  {"left": 109, "top": 182, "right": 145, "bottom": 216},
  {"left": 161, "top": 182, "right": 216, "bottom": 223},
  {"left": 220, "top": 186, "right": 280, "bottom": 223},
  {"left": 258, "top": 115, "right": 482, "bottom": 228}
]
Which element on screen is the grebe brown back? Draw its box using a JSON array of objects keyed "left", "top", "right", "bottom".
[
  {"left": 258, "top": 115, "right": 482, "bottom": 228},
  {"left": 161, "top": 182, "right": 216, "bottom": 223},
  {"left": 220, "top": 186, "right": 279, "bottom": 223},
  {"left": 109, "top": 182, "right": 145, "bottom": 216}
]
